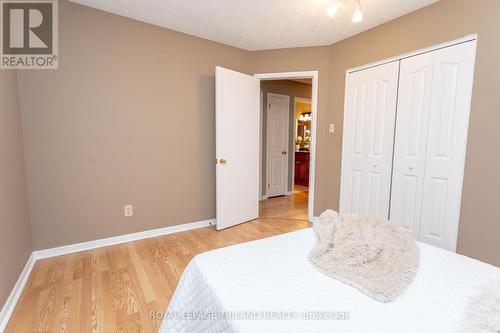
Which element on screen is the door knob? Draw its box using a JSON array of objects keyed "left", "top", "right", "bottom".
[
  {"left": 373, "top": 163, "right": 378, "bottom": 168},
  {"left": 282, "top": 151, "right": 287, "bottom": 155},
  {"left": 220, "top": 159, "right": 227, "bottom": 164},
  {"left": 408, "top": 165, "right": 414, "bottom": 170}
]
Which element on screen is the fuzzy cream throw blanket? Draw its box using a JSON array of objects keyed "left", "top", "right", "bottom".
[
  {"left": 309, "top": 210, "right": 419, "bottom": 302},
  {"left": 461, "top": 280, "right": 500, "bottom": 333}
]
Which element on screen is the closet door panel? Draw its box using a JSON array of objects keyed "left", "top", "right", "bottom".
[
  {"left": 341, "top": 72, "right": 369, "bottom": 215},
  {"left": 340, "top": 61, "right": 399, "bottom": 218},
  {"left": 390, "top": 52, "right": 434, "bottom": 239},
  {"left": 420, "top": 41, "right": 476, "bottom": 251}
]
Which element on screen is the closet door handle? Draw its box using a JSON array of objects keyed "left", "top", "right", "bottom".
[
  {"left": 408, "top": 165, "right": 414, "bottom": 171},
  {"left": 373, "top": 164, "right": 378, "bottom": 168}
]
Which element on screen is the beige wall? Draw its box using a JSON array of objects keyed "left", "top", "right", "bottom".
[
  {"left": 13, "top": 0, "right": 500, "bottom": 267},
  {"left": 17, "top": 0, "right": 250, "bottom": 249},
  {"left": 321, "top": 0, "right": 500, "bottom": 266},
  {"left": 260, "top": 80, "right": 311, "bottom": 194},
  {"left": 0, "top": 71, "right": 32, "bottom": 308}
]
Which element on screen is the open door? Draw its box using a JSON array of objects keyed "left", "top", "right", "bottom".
[{"left": 216, "top": 66, "right": 260, "bottom": 230}]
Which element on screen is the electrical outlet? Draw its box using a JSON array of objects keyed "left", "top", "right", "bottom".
[
  {"left": 329, "top": 123, "right": 335, "bottom": 133},
  {"left": 124, "top": 205, "right": 133, "bottom": 217}
]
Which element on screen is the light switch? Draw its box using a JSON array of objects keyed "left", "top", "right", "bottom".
[{"left": 329, "top": 123, "right": 335, "bottom": 133}]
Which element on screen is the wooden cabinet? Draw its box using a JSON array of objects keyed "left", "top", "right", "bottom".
[{"left": 294, "top": 151, "right": 310, "bottom": 186}]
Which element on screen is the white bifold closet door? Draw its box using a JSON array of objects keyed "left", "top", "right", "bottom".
[
  {"left": 340, "top": 61, "right": 399, "bottom": 219},
  {"left": 390, "top": 41, "right": 477, "bottom": 251},
  {"left": 389, "top": 52, "right": 435, "bottom": 240}
]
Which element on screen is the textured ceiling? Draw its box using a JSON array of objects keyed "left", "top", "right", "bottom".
[{"left": 70, "top": 0, "right": 438, "bottom": 51}]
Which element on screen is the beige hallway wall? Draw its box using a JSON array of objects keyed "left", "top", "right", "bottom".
[
  {"left": 17, "top": 0, "right": 251, "bottom": 249},
  {"left": 0, "top": 71, "right": 32, "bottom": 308},
  {"left": 321, "top": 0, "right": 500, "bottom": 266}
]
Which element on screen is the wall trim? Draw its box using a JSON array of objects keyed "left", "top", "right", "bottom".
[
  {"left": 33, "top": 219, "right": 214, "bottom": 260},
  {"left": 0, "top": 253, "right": 36, "bottom": 332}
]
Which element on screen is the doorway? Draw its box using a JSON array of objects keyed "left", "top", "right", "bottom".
[
  {"left": 256, "top": 72, "right": 318, "bottom": 223},
  {"left": 293, "top": 97, "right": 312, "bottom": 194},
  {"left": 215, "top": 67, "right": 318, "bottom": 230}
]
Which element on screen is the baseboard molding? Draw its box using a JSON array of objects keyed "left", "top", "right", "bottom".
[
  {"left": 0, "top": 253, "right": 36, "bottom": 332},
  {"left": 33, "top": 219, "right": 215, "bottom": 260},
  {"left": 262, "top": 191, "right": 294, "bottom": 199}
]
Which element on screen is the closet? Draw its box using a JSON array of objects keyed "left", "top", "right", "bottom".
[{"left": 340, "top": 38, "right": 477, "bottom": 252}]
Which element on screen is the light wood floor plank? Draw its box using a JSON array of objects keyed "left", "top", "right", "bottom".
[{"left": 6, "top": 192, "right": 310, "bottom": 332}]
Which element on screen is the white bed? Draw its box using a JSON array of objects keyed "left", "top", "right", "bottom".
[{"left": 160, "top": 228, "right": 500, "bottom": 333}]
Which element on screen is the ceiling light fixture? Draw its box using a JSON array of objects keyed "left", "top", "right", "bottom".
[
  {"left": 326, "top": 1, "right": 342, "bottom": 18},
  {"left": 352, "top": 1, "right": 363, "bottom": 23},
  {"left": 299, "top": 113, "right": 312, "bottom": 122},
  {"left": 326, "top": 0, "right": 363, "bottom": 23}
]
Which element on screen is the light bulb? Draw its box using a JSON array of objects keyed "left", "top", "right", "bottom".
[
  {"left": 352, "top": 3, "right": 363, "bottom": 23},
  {"left": 326, "top": 2, "right": 341, "bottom": 18}
]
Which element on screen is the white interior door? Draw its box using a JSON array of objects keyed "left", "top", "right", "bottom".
[
  {"left": 419, "top": 41, "right": 476, "bottom": 251},
  {"left": 216, "top": 66, "right": 260, "bottom": 230},
  {"left": 390, "top": 52, "right": 434, "bottom": 239},
  {"left": 340, "top": 61, "right": 400, "bottom": 219},
  {"left": 266, "top": 93, "right": 289, "bottom": 197}
]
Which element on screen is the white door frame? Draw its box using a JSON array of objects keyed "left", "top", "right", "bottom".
[
  {"left": 292, "top": 97, "right": 312, "bottom": 194},
  {"left": 255, "top": 71, "right": 319, "bottom": 223},
  {"left": 265, "top": 93, "right": 290, "bottom": 198},
  {"left": 259, "top": 91, "right": 264, "bottom": 200}
]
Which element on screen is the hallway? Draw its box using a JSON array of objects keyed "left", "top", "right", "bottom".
[{"left": 260, "top": 191, "right": 309, "bottom": 221}]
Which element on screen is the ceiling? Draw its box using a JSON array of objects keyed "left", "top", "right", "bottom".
[{"left": 70, "top": 0, "right": 438, "bottom": 51}]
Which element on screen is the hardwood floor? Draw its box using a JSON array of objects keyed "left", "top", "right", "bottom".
[{"left": 6, "top": 193, "right": 310, "bottom": 332}]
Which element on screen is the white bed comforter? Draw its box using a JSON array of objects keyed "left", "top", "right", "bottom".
[{"left": 160, "top": 228, "right": 500, "bottom": 333}]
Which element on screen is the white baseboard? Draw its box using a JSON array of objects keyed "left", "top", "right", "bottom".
[
  {"left": 261, "top": 191, "right": 294, "bottom": 199},
  {"left": 0, "top": 253, "right": 36, "bottom": 332},
  {"left": 33, "top": 219, "right": 215, "bottom": 260}
]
